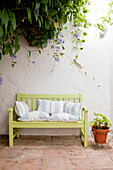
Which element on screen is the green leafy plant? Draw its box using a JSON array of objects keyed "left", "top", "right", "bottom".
[{"left": 89, "top": 113, "right": 112, "bottom": 130}]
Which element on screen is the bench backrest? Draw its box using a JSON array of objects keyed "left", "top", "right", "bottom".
[{"left": 17, "top": 93, "right": 83, "bottom": 111}]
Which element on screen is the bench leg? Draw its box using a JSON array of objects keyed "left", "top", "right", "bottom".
[
  {"left": 17, "top": 129, "right": 20, "bottom": 138},
  {"left": 84, "top": 125, "right": 88, "bottom": 147},
  {"left": 9, "top": 126, "right": 13, "bottom": 147}
]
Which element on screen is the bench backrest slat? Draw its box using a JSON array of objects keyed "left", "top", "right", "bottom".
[{"left": 17, "top": 93, "right": 83, "bottom": 111}]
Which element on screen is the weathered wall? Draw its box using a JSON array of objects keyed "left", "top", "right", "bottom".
[{"left": 0, "top": 0, "right": 112, "bottom": 135}]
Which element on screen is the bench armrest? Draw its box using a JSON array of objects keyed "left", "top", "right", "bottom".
[
  {"left": 81, "top": 107, "right": 88, "bottom": 122},
  {"left": 8, "top": 107, "right": 15, "bottom": 122}
]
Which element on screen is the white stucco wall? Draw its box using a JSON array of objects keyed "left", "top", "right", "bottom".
[{"left": 0, "top": 0, "right": 112, "bottom": 135}]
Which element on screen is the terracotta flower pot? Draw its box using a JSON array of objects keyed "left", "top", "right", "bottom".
[{"left": 92, "top": 127, "right": 109, "bottom": 144}]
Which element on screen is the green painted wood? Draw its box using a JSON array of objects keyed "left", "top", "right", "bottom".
[
  {"left": 32, "top": 98, "right": 35, "bottom": 111},
  {"left": 84, "top": 107, "right": 88, "bottom": 147},
  {"left": 79, "top": 93, "right": 83, "bottom": 103},
  {"left": 9, "top": 93, "right": 88, "bottom": 147},
  {"left": 12, "top": 121, "right": 84, "bottom": 128},
  {"left": 27, "top": 99, "right": 30, "bottom": 110},
  {"left": 17, "top": 93, "right": 80, "bottom": 99},
  {"left": 22, "top": 98, "right": 25, "bottom": 102},
  {"left": 74, "top": 99, "right": 78, "bottom": 103},
  {"left": 9, "top": 107, "right": 14, "bottom": 147}
]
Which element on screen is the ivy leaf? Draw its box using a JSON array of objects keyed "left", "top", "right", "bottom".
[
  {"left": 9, "top": 12, "right": 16, "bottom": 30},
  {"left": 27, "top": 8, "right": 32, "bottom": 23},
  {"left": 41, "top": 0, "right": 48, "bottom": 4},
  {"left": 0, "top": 25, "right": 3, "bottom": 38}
]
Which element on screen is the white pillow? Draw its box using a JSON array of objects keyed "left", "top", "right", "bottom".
[
  {"left": 64, "top": 101, "right": 82, "bottom": 119},
  {"left": 15, "top": 101, "right": 29, "bottom": 117},
  {"left": 18, "top": 111, "right": 49, "bottom": 121},
  {"left": 48, "top": 113, "right": 78, "bottom": 122},
  {"left": 38, "top": 99, "right": 65, "bottom": 114}
]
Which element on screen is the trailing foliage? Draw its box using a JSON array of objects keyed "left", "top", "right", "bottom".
[{"left": 0, "top": 0, "right": 90, "bottom": 61}]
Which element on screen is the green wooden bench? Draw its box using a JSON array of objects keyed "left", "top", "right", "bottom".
[{"left": 8, "top": 93, "right": 88, "bottom": 147}]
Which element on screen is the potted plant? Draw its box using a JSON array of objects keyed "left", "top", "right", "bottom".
[{"left": 89, "top": 113, "right": 112, "bottom": 144}]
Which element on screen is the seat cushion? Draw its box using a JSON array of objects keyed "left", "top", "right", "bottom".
[
  {"left": 48, "top": 113, "right": 78, "bottom": 122},
  {"left": 18, "top": 111, "right": 49, "bottom": 121}
]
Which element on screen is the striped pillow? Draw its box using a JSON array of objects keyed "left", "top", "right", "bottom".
[
  {"left": 15, "top": 101, "right": 29, "bottom": 117},
  {"left": 38, "top": 100, "right": 65, "bottom": 114},
  {"left": 64, "top": 101, "right": 82, "bottom": 119}
]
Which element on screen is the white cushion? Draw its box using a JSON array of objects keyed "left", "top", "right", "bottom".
[
  {"left": 15, "top": 101, "right": 29, "bottom": 117},
  {"left": 38, "top": 99, "right": 65, "bottom": 114},
  {"left": 18, "top": 111, "right": 49, "bottom": 121},
  {"left": 64, "top": 101, "right": 82, "bottom": 119},
  {"left": 48, "top": 113, "right": 78, "bottom": 122}
]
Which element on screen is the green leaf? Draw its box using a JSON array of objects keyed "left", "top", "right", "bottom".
[
  {"left": 40, "top": 16, "right": 43, "bottom": 23},
  {"left": 18, "top": 0, "right": 21, "bottom": 4},
  {"left": 45, "top": 20, "right": 50, "bottom": 30},
  {"left": 64, "top": 26, "right": 68, "bottom": 30},
  {"left": 41, "top": 0, "right": 48, "bottom": 4},
  {"left": 28, "top": 50, "right": 31, "bottom": 57},
  {"left": 35, "top": 0, "right": 40, "bottom": 9},
  {"left": 0, "top": 53, "right": 2, "bottom": 60},
  {"left": 49, "top": 9, "right": 58, "bottom": 16},
  {"left": 71, "top": 31, "right": 75, "bottom": 35},
  {"left": 34, "top": 11, "right": 38, "bottom": 21},
  {"left": 0, "top": 25, "right": 3, "bottom": 38},
  {"left": 80, "top": 47, "right": 83, "bottom": 50},
  {"left": 27, "top": 8, "right": 32, "bottom": 23},
  {"left": 9, "top": 12, "right": 16, "bottom": 30},
  {"left": 5, "top": 42, "right": 12, "bottom": 56},
  {"left": 0, "top": 39, "right": 3, "bottom": 48},
  {"left": 82, "top": 39, "right": 85, "bottom": 43},
  {"left": 1, "top": 11, "right": 9, "bottom": 34},
  {"left": 38, "top": 18, "right": 41, "bottom": 27},
  {"left": 83, "top": 32, "right": 87, "bottom": 36},
  {"left": 38, "top": 50, "right": 41, "bottom": 54},
  {"left": 75, "top": 55, "right": 78, "bottom": 59},
  {"left": 15, "top": 35, "right": 20, "bottom": 53},
  {"left": 72, "top": 40, "right": 75, "bottom": 43},
  {"left": 45, "top": 4, "right": 48, "bottom": 13}
]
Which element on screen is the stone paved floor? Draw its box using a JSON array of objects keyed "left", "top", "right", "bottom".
[{"left": 0, "top": 135, "right": 113, "bottom": 170}]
